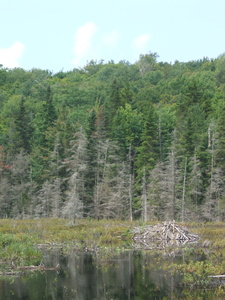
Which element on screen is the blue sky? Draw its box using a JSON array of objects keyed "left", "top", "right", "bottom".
[{"left": 1, "top": 0, "right": 225, "bottom": 72}]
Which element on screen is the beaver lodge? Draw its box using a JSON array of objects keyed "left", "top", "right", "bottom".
[{"left": 132, "top": 221, "right": 199, "bottom": 249}]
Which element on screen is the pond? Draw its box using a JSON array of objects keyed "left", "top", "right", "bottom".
[{"left": 0, "top": 245, "right": 217, "bottom": 300}]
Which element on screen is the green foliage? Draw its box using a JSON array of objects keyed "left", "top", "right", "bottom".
[
  {"left": 0, "top": 56, "right": 225, "bottom": 221},
  {"left": 0, "top": 218, "right": 133, "bottom": 266},
  {"left": 14, "top": 97, "right": 33, "bottom": 153},
  {"left": 112, "top": 103, "right": 143, "bottom": 154},
  {"left": 135, "top": 103, "right": 159, "bottom": 175}
]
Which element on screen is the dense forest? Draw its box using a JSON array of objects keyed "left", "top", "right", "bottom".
[{"left": 1, "top": 53, "right": 225, "bottom": 222}]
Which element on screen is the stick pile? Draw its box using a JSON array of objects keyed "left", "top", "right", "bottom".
[{"left": 132, "top": 221, "right": 199, "bottom": 243}]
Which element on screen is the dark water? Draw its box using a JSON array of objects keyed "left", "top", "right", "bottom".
[{"left": 0, "top": 247, "right": 214, "bottom": 300}]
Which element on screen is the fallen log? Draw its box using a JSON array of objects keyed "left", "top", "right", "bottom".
[
  {"left": 15, "top": 263, "right": 60, "bottom": 272},
  {"left": 0, "top": 271, "right": 20, "bottom": 276},
  {"left": 208, "top": 275, "right": 225, "bottom": 278},
  {"left": 0, "top": 263, "right": 61, "bottom": 276}
]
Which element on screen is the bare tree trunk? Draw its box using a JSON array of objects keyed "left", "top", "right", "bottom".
[
  {"left": 10, "top": 150, "right": 32, "bottom": 218},
  {"left": 62, "top": 127, "right": 87, "bottom": 222},
  {"left": 170, "top": 149, "right": 176, "bottom": 220},
  {"left": 193, "top": 152, "right": 199, "bottom": 214},
  {"left": 165, "top": 135, "right": 180, "bottom": 221},
  {"left": 128, "top": 144, "right": 133, "bottom": 221},
  {"left": 203, "top": 125, "right": 224, "bottom": 221},
  {"left": 181, "top": 157, "right": 187, "bottom": 222},
  {"left": 158, "top": 116, "right": 163, "bottom": 161},
  {"left": 141, "top": 167, "right": 147, "bottom": 222}
]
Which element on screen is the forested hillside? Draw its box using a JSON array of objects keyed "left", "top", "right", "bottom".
[{"left": 1, "top": 53, "right": 225, "bottom": 222}]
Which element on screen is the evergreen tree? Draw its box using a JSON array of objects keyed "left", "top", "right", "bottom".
[
  {"left": 217, "top": 101, "right": 225, "bottom": 171},
  {"left": 44, "top": 85, "right": 57, "bottom": 128},
  {"left": 112, "top": 103, "right": 143, "bottom": 157},
  {"left": 1, "top": 56, "right": 225, "bottom": 220},
  {"left": 104, "top": 79, "right": 123, "bottom": 128},
  {"left": 31, "top": 86, "right": 58, "bottom": 184},
  {"left": 135, "top": 103, "right": 159, "bottom": 177},
  {"left": 33, "top": 85, "right": 57, "bottom": 149},
  {"left": 14, "top": 97, "right": 33, "bottom": 153}
]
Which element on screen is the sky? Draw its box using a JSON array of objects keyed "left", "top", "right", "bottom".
[{"left": 1, "top": 0, "right": 225, "bottom": 73}]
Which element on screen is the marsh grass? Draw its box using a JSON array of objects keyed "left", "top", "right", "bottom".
[
  {"left": 1, "top": 218, "right": 225, "bottom": 294},
  {"left": 161, "top": 222, "right": 225, "bottom": 298},
  {"left": 0, "top": 218, "right": 134, "bottom": 269}
]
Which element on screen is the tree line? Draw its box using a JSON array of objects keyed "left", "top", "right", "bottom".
[{"left": 1, "top": 53, "right": 225, "bottom": 221}]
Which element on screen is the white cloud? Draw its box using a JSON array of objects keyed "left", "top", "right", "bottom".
[
  {"left": 133, "top": 34, "right": 151, "bottom": 53},
  {"left": 72, "top": 22, "right": 97, "bottom": 66},
  {"left": 0, "top": 42, "right": 25, "bottom": 68},
  {"left": 102, "top": 30, "right": 120, "bottom": 48}
]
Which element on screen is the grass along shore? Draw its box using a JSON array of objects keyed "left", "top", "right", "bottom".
[
  {"left": 1, "top": 218, "right": 225, "bottom": 295},
  {"left": 0, "top": 218, "right": 134, "bottom": 266}
]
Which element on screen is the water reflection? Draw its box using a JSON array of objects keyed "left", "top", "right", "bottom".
[
  {"left": 0, "top": 248, "right": 185, "bottom": 300},
  {"left": 132, "top": 237, "right": 199, "bottom": 251},
  {"left": 0, "top": 244, "right": 218, "bottom": 300}
]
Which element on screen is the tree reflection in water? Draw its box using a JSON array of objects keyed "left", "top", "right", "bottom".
[{"left": 0, "top": 247, "right": 215, "bottom": 299}]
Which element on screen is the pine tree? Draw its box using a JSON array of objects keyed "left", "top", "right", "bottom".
[
  {"left": 33, "top": 85, "right": 57, "bottom": 149},
  {"left": 112, "top": 103, "right": 143, "bottom": 156},
  {"left": 44, "top": 85, "right": 57, "bottom": 128},
  {"left": 217, "top": 101, "right": 225, "bottom": 171},
  {"left": 31, "top": 86, "right": 58, "bottom": 184},
  {"left": 14, "top": 97, "right": 33, "bottom": 153},
  {"left": 104, "top": 79, "right": 123, "bottom": 128},
  {"left": 135, "top": 104, "right": 159, "bottom": 177}
]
